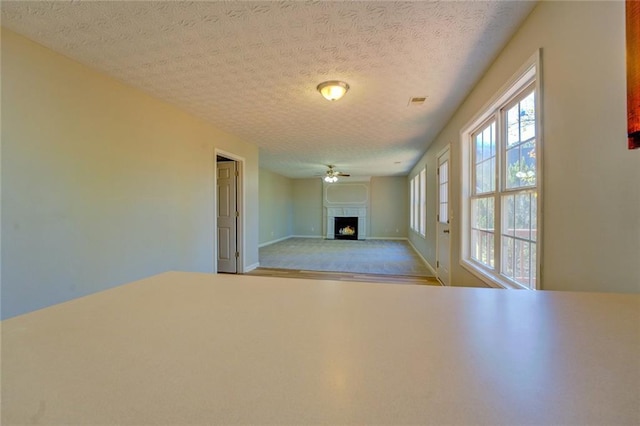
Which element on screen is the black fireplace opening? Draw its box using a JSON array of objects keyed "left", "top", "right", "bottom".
[{"left": 334, "top": 217, "right": 358, "bottom": 240}]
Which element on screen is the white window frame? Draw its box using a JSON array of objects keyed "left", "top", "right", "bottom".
[{"left": 460, "top": 50, "right": 542, "bottom": 290}]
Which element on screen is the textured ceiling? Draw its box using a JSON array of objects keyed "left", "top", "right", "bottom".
[{"left": 1, "top": 1, "right": 536, "bottom": 178}]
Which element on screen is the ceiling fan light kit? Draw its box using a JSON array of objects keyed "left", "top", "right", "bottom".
[
  {"left": 322, "top": 165, "right": 350, "bottom": 183},
  {"left": 317, "top": 80, "right": 349, "bottom": 101}
]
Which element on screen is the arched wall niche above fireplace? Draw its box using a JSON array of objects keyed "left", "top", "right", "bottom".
[{"left": 325, "top": 183, "right": 368, "bottom": 204}]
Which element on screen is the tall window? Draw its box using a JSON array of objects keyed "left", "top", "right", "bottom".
[
  {"left": 410, "top": 167, "right": 426, "bottom": 236},
  {"left": 461, "top": 53, "right": 540, "bottom": 290},
  {"left": 410, "top": 178, "right": 416, "bottom": 231},
  {"left": 419, "top": 168, "right": 426, "bottom": 236}
]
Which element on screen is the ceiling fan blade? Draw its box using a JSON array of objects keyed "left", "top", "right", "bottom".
[{"left": 319, "top": 165, "right": 350, "bottom": 178}]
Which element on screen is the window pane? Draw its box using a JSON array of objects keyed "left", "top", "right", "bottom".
[
  {"left": 530, "top": 243, "right": 537, "bottom": 288},
  {"left": 514, "top": 239, "right": 525, "bottom": 285},
  {"left": 502, "top": 236, "right": 514, "bottom": 278},
  {"left": 439, "top": 160, "right": 448, "bottom": 224},
  {"left": 471, "top": 199, "right": 480, "bottom": 229},
  {"left": 475, "top": 159, "right": 495, "bottom": 194},
  {"left": 501, "top": 190, "right": 537, "bottom": 288},
  {"left": 420, "top": 169, "right": 426, "bottom": 235},
  {"left": 489, "top": 157, "right": 495, "bottom": 192},
  {"left": 471, "top": 230, "right": 494, "bottom": 269},
  {"left": 501, "top": 237, "right": 536, "bottom": 289},
  {"left": 471, "top": 198, "right": 494, "bottom": 231},
  {"left": 489, "top": 122, "right": 496, "bottom": 157},
  {"left": 482, "top": 126, "right": 492, "bottom": 160},
  {"left": 507, "top": 104, "right": 520, "bottom": 146},
  {"left": 483, "top": 160, "right": 492, "bottom": 193},
  {"left": 475, "top": 133, "right": 484, "bottom": 163},
  {"left": 505, "top": 90, "right": 536, "bottom": 191},
  {"left": 520, "top": 91, "right": 536, "bottom": 141},
  {"left": 440, "top": 161, "right": 449, "bottom": 185},
  {"left": 410, "top": 179, "right": 414, "bottom": 230},
  {"left": 475, "top": 159, "right": 483, "bottom": 193},
  {"left": 530, "top": 192, "right": 538, "bottom": 241},
  {"left": 515, "top": 193, "right": 531, "bottom": 241},
  {"left": 472, "top": 121, "right": 496, "bottom": 196},
  {"left": 487, "top": 233, "right": 495, "bottom": 268},
  {"left": 514, "top": 240, "right": 532, "bottom": 288},
  {"left": 439, "top": 203, "right": 447, "bottom": 224},
  {"left": 520, "top": 139, "right": 536, "bottom": 186},
  {"left": 414, "top": 177, "right": 419, "bottom": 231},
  {"left": 409, "top": 179, "right": 413, "bottom": 229},
  {"left": 471, "top": 229, "right": 479, "bottom": 260},
  {"left": 506, "top": 147, "right": 520, "bottom": 188},
  {"left": 487, "top": 198, "right": 495, "bottom": 232},
  {"left": 503, "top": 195, "right": 515, "bottom": 237},
  {"left": 471, "top": 197, "right": 495, "bottom": 269}
]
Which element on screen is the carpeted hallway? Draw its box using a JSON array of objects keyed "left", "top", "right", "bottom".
[{"left": 259, "top": 238, "right": 432, "bottom": 277}]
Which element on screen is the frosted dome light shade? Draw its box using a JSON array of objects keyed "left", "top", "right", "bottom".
[{"left": 317, "top": 81, "right": 349, "bottom": 101}]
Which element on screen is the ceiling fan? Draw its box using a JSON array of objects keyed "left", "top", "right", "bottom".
[{"left": 320, "top": 165, "right": 350, "bottom": 183}]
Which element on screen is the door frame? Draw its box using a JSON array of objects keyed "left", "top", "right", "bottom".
[
  {"left": 435, "top": 145, "right": 451, "bottom": 286},
  {"left": 214, "top": 149, "right": 245, "bottom": 274}
]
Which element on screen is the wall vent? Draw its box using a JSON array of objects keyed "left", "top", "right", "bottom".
[{"left": 408, "top": 96, "right": 427, "bottom": 106}]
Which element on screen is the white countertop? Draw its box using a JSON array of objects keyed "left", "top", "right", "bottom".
[{"left": 2, "top": 271, "right": 639, "bottom": 425}]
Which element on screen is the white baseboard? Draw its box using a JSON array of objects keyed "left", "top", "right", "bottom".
[
  {"left": 244, "top": 262, "right": 260, "bottom": 272},
  {"left": 407, "top": 239, "right": 437, "bottom": 277},
  {"left": 259, "top": 235, "right": 327, "bottom": 248},
  {"left": 368, "top": 236, "right": 408, "bottom": 240},
  {"left": 258, "top": 235, "right": 292, "bottom": 248}
]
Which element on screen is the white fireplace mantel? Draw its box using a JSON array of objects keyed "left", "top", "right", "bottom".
[{"left": 326, "top": 207, "right": 367, "bottom": 239}]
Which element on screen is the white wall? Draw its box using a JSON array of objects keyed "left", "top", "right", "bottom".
[
  {"left": 409, "top": 1, "right": 640, "bottom": 293},
  {"left": 258, "top": 169, "right": 293, "bottom": 245},
  {"left": 1, "top": 29, "right": 260, "bottom": 318}
]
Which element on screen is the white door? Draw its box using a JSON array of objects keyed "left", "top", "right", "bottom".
[
  {"left": 436, "top": 148, "right": 451, "bottom": 286},
  {"left": 217, "top": 161, "right": 237, "bottom": 273}
]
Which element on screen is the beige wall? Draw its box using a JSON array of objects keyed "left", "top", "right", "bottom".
[
  {"left": 258, "top": 169, "right": 293, "bottom": 245},
  {"left": 1, "top": 29, "right": 260, "bottom": 318},
  {"left": 297, "top": 177, "right": 410, "bottom": 239},
  {"left": 409, "top": 1, "right": 640, "bottom": 293},
  {"left": 292, "top": 178, "right": 323, "bottom": 237},
  {"left": 259, "top": 175, "right": 409, "bottom": 241},
  {"left": 370, "top": 176, "right": 408, "bottom": 239},
  {"left": 294, "top": 177, "right": 408, "bottom": 239},
  {"left": 407, "top": 156, "right": 431, "bottom": 265}
]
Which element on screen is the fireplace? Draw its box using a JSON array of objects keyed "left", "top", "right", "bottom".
[
  {"left": 334, "top": 217, "right": 358, "bottom": 240},
  {"left": 325, "top": 207, "right": 367, "bottom": 240}
]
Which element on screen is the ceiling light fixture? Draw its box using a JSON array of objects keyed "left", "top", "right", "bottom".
[
  {"left": 317, "top": 80, "right": 349, "bottom": 101},
  {"left": 324, "top": 175, "right": 338, "bottom": 183}
]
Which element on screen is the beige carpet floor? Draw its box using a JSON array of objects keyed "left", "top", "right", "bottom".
[{"left": 259, "top": 238, "right": 433, "bottom": 277}]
